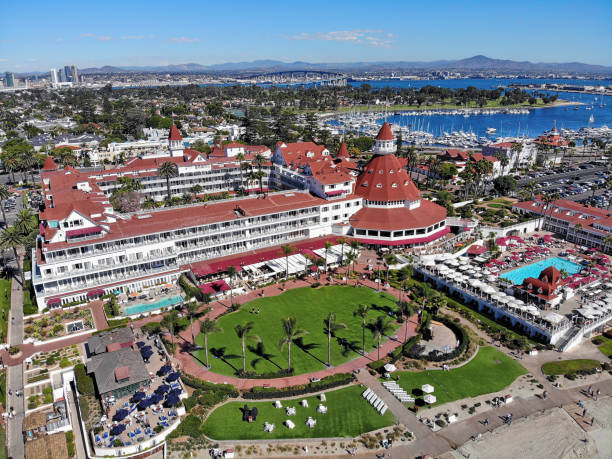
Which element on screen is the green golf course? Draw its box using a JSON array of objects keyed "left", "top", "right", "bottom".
[{"left": 193, "top": 286, "right": 400, "bottom": 377}]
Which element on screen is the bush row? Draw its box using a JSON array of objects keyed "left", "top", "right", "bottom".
[
  {"left": 180, "top": 372, "right": 239, "bottom": 397},
  {"left": 74, "top": 363, "right": 95, "bottom": 396},
  {"left": 235, "top": 368, "right": 293, "bottom": 379},
  {"left": 408, "top": 315, "right": 469, "bottom": 362},
  {"left": 243, "top": 373, "right": 354, "bottom": 400}
]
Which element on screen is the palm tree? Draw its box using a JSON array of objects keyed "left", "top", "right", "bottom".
[
  {"left": 337, "top": 237, "right": 346, "bottom": 265},
  {"left": 353, "top": 304, "right": 370, "bottom": 355},
  {"left": 160, "top": 310, "right": 178, "bottom": 351},
  {"left": 199, "top": 317, "right": 222, "bottom": 368},
  {"left": 142, "top": 197, "right": 158, "bottom": 209},
  {"left": 280, "top": 244, "right": 295, "bottom": 280},
  {"left": 324, "top": 240, "right": 333, "bottom": 272},
  {"left": 603, "top": 235, "right": 612, "bottom": 254},
  {"left": 279, "top": 317, "right": 308, "bottom": 372},
  {"left": 20, "top": 153, "right": 38, "bottom": 185},
  {"left": 226, "top": 265, "right": 238, "bottom": 305},
  {"left": 396, "top": 301, "right": 415, "bottom": 343},
  {"left": 0, "top": 226, "right": 25, "bottom": 284},
  {"left": 370, "top": 316, "right": 395, "bottom": 360},
  {"left": 559, "top": 269, "right": 569, "bottom": 279},
  {"left": 157, "top": 161, "right": 179, "bottom": 200},
  {"left": 184, "top": 300, "right": 201, "bottom": 345},
  {"left": 253, "top": 153, "right": 266, "bottom": 193},
  {"left": 234, "top": 322, "right": 260, "bottom": 373},
  {"left": 323, "top": 312, "right": 346, "bottom": 366},
  {"left": 345, "top": 250, "right": 358, "bottom": 283},
  {"left": 236, "top": 152, "right": 246, "bottom": 189},
  {"left": 0, "top": 184, "right": 11, "bottom": 225}
]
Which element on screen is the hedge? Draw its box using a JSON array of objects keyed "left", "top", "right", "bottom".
[
  {"left": 167, "top": 414, "right": 203, "bottom": 439},
  {"left": 181, "top": 373, "right": 238, "bottom": 397},
  {"left": 243, "top": 373, "right": 355, "bottom": 400},
  {"left": 235, "top": 368, "right": 293, "bottom": 379},
  {"left": 179, "top": 275, "right": 206, "bottom": 302},
  {"left": 141, "top": 322, "right": 162, "bottom": 335},
  {"left": 74, "top": 363, "right": 95, "bottom": 396}
]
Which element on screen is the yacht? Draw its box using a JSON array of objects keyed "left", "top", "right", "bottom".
[{"left": 486, "top": 127, "right": 497, "bottom": 134}]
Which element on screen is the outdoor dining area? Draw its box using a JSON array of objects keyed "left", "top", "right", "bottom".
[{"left": 94, "top": 364, "right": 184, "bottom": 449}]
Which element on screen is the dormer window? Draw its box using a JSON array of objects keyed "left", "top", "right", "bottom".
[
  {"left": 378, "top": 170, "right": 383, "bottom": 174},
  {"left": 392, "top": 182, "right": 398, "bottom": 188},
  {"left": 376, "top": 183, "right": 382, "bottom": 188},
  {"left": 404, "top": 181, "right": 409, "bottom": 185},
  {"left": 361, "top": 181, "right": 368, "bottom": 187},
  {"left": 389, "top": 169, "right": 394, "bottom": 174}
]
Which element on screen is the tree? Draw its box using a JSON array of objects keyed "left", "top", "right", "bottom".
[
  {"left": 493, "top": 175, "right": 517, "bottom": 196},
  {"left": 226, "top": 265, "right": 238, "bottom": 305},
  {"left": 323, "top": 312, "right": 346, "bottom": 366},
  {"left": 184, "top": 301, "right": 200, "bottom": 345},
  {"left": 234, "top": 322, "right": 260, "bottom": 373},
  {"left": 157, "top": 161, "right": 179, "bottom": 200},
  {"left": 253, "top": 153, "right": 267, "bottom": 193},
  {"left": 0, "top": 184, "right": 11, "bottom": 225},
  {"left": 337, "top": 237, "right": 347, "bottom": 266},
  {"left": 345, "top": 250, "right": 358, "bottom": 282},
  {"left": 199, "top": 317, "right": 222, "bottom": 368},
  {"left": 0, "top": 226, "right": 25, "bottom": 284},
  {"left": 142, "top": 197, "right": 158, "bottom": 209},
  {"left": 324, "top": 240, "right": 333, "bottom": 272},
  {"left": 280, "top": 244, "right": 295, "bottom": 280},
  {"left": 236, "top": 152, "right": 246, "bottom": 190},
  {"left": 160, "top": 310, "right": 179, "bottom": 351},
  {"left": 438, "top": 162, "right": 458, "bottom": 181},
  {"left": 370, "top": 316, "right": 395, "bottom": 360},
  {"left": 396, "top": 301, "right": 415, "bottom": 343},
  {"left": 353, "top": 304, "right": 370, "bottom": 355},
  {"left": 279, "top": 317, "right": 308, "bottom": 371}
]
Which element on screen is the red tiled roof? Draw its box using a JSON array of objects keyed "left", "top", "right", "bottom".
[
  {"left": 169, "top": 125, "right": 182, "bottom": 141},
  {"left": 114, "top": 366, "right": 130, "bottom": 381},
  {"left": 350, "top": 199, "right": 446, "bottom": 231},
  {"left": 355, "top": 226, "right": 450, "bottom": 246},
  {"left": 376, "top": 122, "right": 394, "bottom": 141},
  {"left": 355, "top": 154, "right": 420, "bottom": 202},
  {"left": 337, "top": 142, "right": 349, "bottom": 158},
  {"left": 42, "top": 156, "right": 58, "bottom": 171},
  {"left": 107, "top": 342, "right": 122, "bottom": 352},
  {"left": 467, "top": 244, "right": 488, "bottom": 255}
]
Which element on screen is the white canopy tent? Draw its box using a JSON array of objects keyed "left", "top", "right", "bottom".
[{"left": 421, "top": 384, "right": 434, "bottom": 394}]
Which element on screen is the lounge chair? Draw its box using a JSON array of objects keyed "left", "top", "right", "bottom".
[{"left": 380, "top": 406, "right": 388, "bottom": 415}]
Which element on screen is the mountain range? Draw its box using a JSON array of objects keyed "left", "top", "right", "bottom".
[{"left": 17, "top": 55, "right": 612, "bottom": 76}]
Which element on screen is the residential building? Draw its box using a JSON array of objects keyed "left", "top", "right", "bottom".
[
  {"left": 86, "top": 328, "right": 135, "bottom": 356},
  {"left": 513, "top": 198, "right": 612, "bottom": 253},
  {"left": 482, "top": 141, "right": 538, "bottom": 170},
  {"left": 438, "top": 149, "right": 502, "bottom": 178}
]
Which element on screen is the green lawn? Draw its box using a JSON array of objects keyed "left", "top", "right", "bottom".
[
  {"left": 193, "top": 286, "right": 399, "bottom": 377},
  {"left": 202, "top": 385, "right": 395, "bottom": 440},
  {"left": 0, "top": 278, "right": 11, "bottom": 343},
  {"left": 393, "top": 346, "right": 527, "bottom": 408},
  {"left": 593, "top": 335, "right": 612, "bottom": 358},
  {"left": 541, "top": 359, "right": 601, "bottom": 376}
]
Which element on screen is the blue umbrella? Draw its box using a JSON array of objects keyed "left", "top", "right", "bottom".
[
  {"left": 158, "top": 365, "right": 172, "bottom": 375},
  {"left": 166, "top": 372, "right": 180, "bottom": 382},
  {"left": 113, "top": 409, "right": 128, "bottom": 421},
  {"left": 111, "top": 424, "right": 126, "bottom": 436},
  {"left": 156, "top": 384, "right": 170, "bottom": 394},
  {"left": 141, "top": 349, "right": 153, "bottom": 359},
  {"left": 138, "top": 398, "right": 152, "bottom": 410},
  {"left": 169, "top": 388, "right": 182, "bottom": 397},
  {"left": 149, "top": 393, "right": 164, "bottom": 404},
  {"left": 141, "top": 345, "right": 152, "bottom": 351},
  {"left": 131, "top": 391, "right": 146, "bottom": 402},
  {"left": 165, "top": 394, "right": 180, "bottom": 407},
  {"left": 136, "top": 341, "right": 145, "bottom": 348}
]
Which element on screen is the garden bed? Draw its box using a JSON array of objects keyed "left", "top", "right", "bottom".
[{"left": 24, "top": 308, "right": 94, "bottom": 342}]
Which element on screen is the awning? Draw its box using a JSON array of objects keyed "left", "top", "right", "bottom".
[
  {"left": 325, "top": 190, "right": 345, "bottom": 196},
  {"left": 47, "top": 298, "right": 61, "bottom": 306},
  {"left": 199, "top": 280, "right": 231, "bottom": 295},
  {"left": 355, "top": 226, "right": 450, "bottom": 246},
  {"left": 66, "top": 226, "right": 102, "bottom": 238},
  {"left": 467, "top": 244, "right": 488, "bottom": 255},
  {"left": 87, "top": 289, "right": 105, "bottom": 298}
]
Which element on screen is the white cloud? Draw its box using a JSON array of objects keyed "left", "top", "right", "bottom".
[
  {"left": 168, "top": 37, "right": 200, "bottom": 43},
  {"left": 121, "top": 35, "right": 145, "bottom": 40},
  {"left": 285, "top": 29, "right": 394, "bottom": 47},
  {"left": 97, "top": 35, "right": 113, "bottom": 41}
]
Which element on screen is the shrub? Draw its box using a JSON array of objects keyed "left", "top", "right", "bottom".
[
  {"left": 59, "top": 357, "right": 71, "bottom": 368},
  {"left": 74, "top": 363, "right": 95, "bottom": 396},
  {"left": 66, "top": 431, "right": 76, "bottom": 458},
  {"left": 141, "top": 322, "right": 161, "bottom": 335},
  {"left": 167, "top": 414, "right": 202, "bottom": 439},
  {"left": 367, "top": 360, "right": 386, "bottom": 373},
  {"left": 8, "top": 346, "right": 20, "bottom": 355},
  {"left": 243, "top": 373, "right": 354, "bottom": 400},
  {"left": 113, "top": 438, "right": 123, "bottom": 447}
]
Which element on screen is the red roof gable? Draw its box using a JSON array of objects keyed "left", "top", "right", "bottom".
[
  {"left": 169, "top": 125, "right": 182, "bottom": 141},
  {"left": 42, "top": 156, "right": 59, "bottom": 171},
  {"left": 376, "top": 122, "right": 394, "bottom": 141},
  {"left": 355, "top": 154, "right": 420, "bottom": 202},
  {"left": 114, "top": 366, "right": 130, "bottom": 381},
  {"left": 337, "top": 142, "right": 349, "bottom": 158}
]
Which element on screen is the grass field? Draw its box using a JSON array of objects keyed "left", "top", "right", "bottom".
[
  {"left": 0, "top": 278, "right": 11, "bottom": 343},
  {"left": 201, "top": 385, "right": 395, "bottom": 440},
  {"left": 541, "top": 359, "right": 601, "bottom": 376},
  {"left": 393, "top": 347, "right": 527, "bottom": 408},
  {"left": 193, "top": 286, "right": 399, "bottom": 377},
  {"left": 593, "top": 335, "right": 612, "bottom": 358}
]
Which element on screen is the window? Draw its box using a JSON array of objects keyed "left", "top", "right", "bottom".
[
  {"left": 322, "top": 207, "right": 329, "bottom": 212},
  {"left": 332, "top": 204, "right": 340, "bottom": 210},
  {"left": 376, "top": 183, "right": 382, "bottom": 188},
  {"left": 392, "top": 182, "right": 398, "bottom": 188},
  {"left": 393, "top": 231, "right": 403, "bottom": 237},
  {"left": 380, "top": 231, "right": 391, "bottom": 238},
  {"left": 367, "top": 230, "right": 379, "bottom": 236},
  {"left": 345, "top": 203, "right": 351, "bottom": 208},
  {"left": 356, "top": 229, "right": 366, "bottom": 235}
]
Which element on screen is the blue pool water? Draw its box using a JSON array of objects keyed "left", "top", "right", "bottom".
[
  {"left": 500, "top": 257, "right": 583, "bottom": 285},
  {"left": 125, "top": 295, "right": 183, "bottom": 315}
]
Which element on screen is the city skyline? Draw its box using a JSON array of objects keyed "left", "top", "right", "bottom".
[{"left": 1, "top": 0, "right": 611, "bottom": 72}]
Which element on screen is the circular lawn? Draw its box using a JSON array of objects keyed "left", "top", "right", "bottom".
[{"left": 193, "top": 286, "right": 400, "bottom": 377}]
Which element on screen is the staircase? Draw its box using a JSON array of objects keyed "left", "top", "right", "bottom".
[{"left": 557, "top": 326, "right": 583, "bottom": 352}]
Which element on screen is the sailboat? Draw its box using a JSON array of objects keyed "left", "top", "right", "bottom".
[{"left": 588, "top": 114, "right": 595, "bottom": 124}]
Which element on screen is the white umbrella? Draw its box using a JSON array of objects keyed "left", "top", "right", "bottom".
[
  {"left": 469, "top": 279, "right": 482, "bottom": 288},
  {"left": 497, "top": 297, "right": 509, "bottom": 304},
  {"left": 487, "top": 275, "right": 498, "bottom": 283},
  {"left": 482, "top": 269, "right": 492, "bottom": 275},
  {"left": 491, "top": 293, "right": 502, "bottom": 302},
  {"left": 472, "top": 266, "right": 482, "bottom": 272},
  {"left": 423, "top": 259, "right": 436, "bottom": 267},
  {"left": 446, "top": 272, "right": 458, "bottom": 280},
  {"left": 459, "top": 256, "right": 469, "bottom": 262},
  {"left": 424, "top": 394, "right": 437, "bottom": 404},
  {"left": 472, "top": 272, "right": 483, "bottom": 278},
  {"left": 459, "top": 265, "right": 470, "bottom": 271},
  {"left": 421, "top": 384, "right": 434, "bottom": 394},
  {"left": 447, "top": 259, "right": 460, "bottom": 267},
  {"left": 482, "top": 285, "right": 496, "bottom": 294},
  {"left": 384, "top": 363, "right": 397, "bottom": 372},
  {"left": 438, "top": 266, "right": 450, "bottom": 274}
]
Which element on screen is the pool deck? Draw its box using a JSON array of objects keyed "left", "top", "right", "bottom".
[{"left": 500, "top": 256, "right": 583, "bottom": 285}]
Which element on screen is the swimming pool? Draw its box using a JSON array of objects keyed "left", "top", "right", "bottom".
[
  {"left": 500, "top": 257, "right": 583, "bottom": 285},
  {"left": 125, "top": 295, "right": 184, "bottom": 315}
]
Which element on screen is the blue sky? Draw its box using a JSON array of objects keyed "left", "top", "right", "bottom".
[{"left": 1, "top": 0, "right": 611, "bottom": 72}]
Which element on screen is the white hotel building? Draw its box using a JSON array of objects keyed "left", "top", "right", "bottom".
[{"left": 32, "top": 124, "right": 448, "bottom": 310}]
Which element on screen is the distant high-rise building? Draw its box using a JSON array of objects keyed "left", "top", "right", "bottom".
[
  {"left": 70, "top": 65, "right": 78, "bottom": 84},
  {"left": 50, "top": 68, "right": 59, "bottom": 85},
  {"left": 4, "top": 72, "right": 15, "bottom": 88},
  {"left": 63, "top": 66, "right": 72, "bottom": 82},
  {"left": 58, "top": 68, "right": 66, "bottom": 83}
]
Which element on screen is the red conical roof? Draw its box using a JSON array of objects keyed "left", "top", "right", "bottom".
[
  {"left": 539, "top": 266, "right": 561, "bottom": 285},
  {"left": 355, "top": 154, "right": 420, "bottom": 202},
  {"left": 337, "top": 142, "right": 349, "bottom": 158},
  {"left": 42, "top": 155, "right": 58, "bottom": 171},
  {"left": 376, "top": 122, "right": 395, "bottom": 141},
  {"left": 169, "top": 125, "right": 182, "bottom": 141}
]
